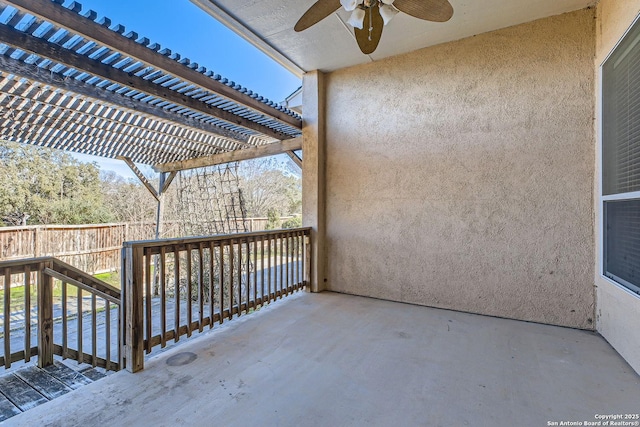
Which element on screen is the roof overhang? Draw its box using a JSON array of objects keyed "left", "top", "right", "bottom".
[{"left": 193, "top": 0, "right": 596, "bottom": 74}]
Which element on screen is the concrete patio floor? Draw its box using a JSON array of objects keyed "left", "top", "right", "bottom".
[{"left": 7, "top": 292, "right": 640, "bottom": 427}]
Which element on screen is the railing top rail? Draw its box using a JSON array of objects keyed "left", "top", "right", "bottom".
[
  {"left": 0, "top": 223, "right": 130, "bottom": 232},
  {"left": 51, "top": 258, "right": 120, "bottom": 299},
  {"left": 123, "top": 227, "right": 312, "bottom": 250},
  {"left": 0, "top": 217, "right": 298, "bottom": 233},
  {"left": 0, "top": 256, "right": 55, "bottom": 269},
  {"left": 0, "top": 256, "right": 120, "bottom": 301}
]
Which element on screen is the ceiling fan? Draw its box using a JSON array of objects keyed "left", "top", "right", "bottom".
[{"left": 294, "top": 0, "right": 454, "bottom": 55}]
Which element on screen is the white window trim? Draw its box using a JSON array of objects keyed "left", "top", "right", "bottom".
[{"left": 598, "top": 12, "right": 640, "bottom": 299}]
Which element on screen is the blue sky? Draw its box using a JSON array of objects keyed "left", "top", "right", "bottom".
[{"left": 64, "top": 0, "right": 301, "bottom": 179}]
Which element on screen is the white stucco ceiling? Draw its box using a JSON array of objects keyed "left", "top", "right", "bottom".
[{"left": 193, "top": 0, "right": 595, "bottom": 76}]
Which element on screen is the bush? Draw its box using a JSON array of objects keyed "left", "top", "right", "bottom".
[{"left": 282, "top": 216, "right": 302, "bottom": 229}]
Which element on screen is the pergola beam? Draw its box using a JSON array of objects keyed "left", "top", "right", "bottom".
[
  {"left": 161, "top": 171, "right": 178, "bottom": 194},
  {"left": 286, "top": 150, "right": 303, "bottom": 169},
  {"left": 0, "top": 24, "right": 288, "bottom": 140},
  {"left": 5, "top": 0, "right": 301, "bottom": 129},
  {"left": 154, "top": 137, "right": 303, "bottom": 172},
  {"left": 0, "top": 55, "right": 254, "bottom": 147},
  {"left": 120, "top": 157, "right": 159, "bottom": 201}
]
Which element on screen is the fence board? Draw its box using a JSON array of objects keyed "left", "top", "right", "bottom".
[{"left": 0, "top": 218, "right": 295, "bottom": 274}]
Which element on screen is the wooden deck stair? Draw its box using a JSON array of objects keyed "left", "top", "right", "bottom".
[{"left": 0, "top": 361, "right": 109, "bottom": 422}]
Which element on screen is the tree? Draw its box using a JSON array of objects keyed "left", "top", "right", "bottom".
[
  {"left": 100, "top": 171, "right": 157, "bottom": 224},
  {"left": 0, "top": 142, "right": 115, "bottom": 226},
  {"left": 238, "top": 157, "right": 302, "bottom": 218}
]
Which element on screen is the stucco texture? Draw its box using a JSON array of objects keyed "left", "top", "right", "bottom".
[
  {"left": 323, "top": 9, "right": 596, "bottom": 329},
  {"left": 595, "top": 0, "right": 640, "bottom": 374}
]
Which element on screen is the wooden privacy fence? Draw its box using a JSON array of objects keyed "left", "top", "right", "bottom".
[
  {"left": 0, "top": 218, "right": 297, "bottom": 274},
  {"left": 122, "top": 227, "right": 311, "bottom": 372},
  {"left": 0, "top": 257, "right": 121, "bottom": 372},
  {"left": 0, "top": 223, "right": 165, "bottom": 274}
]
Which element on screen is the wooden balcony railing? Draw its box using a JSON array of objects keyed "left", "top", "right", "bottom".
[
  {"left": 0, "top": 228, "right": 310, "bottom": 374},
  {"left": 0, "top": 257, "right": 121, "bottom": 371},
  {"left": 122, "top": 227, "right": 311, "bottom": 372}
]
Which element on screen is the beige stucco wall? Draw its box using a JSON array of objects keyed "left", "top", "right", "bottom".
[
  {"left": 323, "top": 9, "right": 596, "bottom": 329},
  {"left": 595, "top": 0, "right": 640, "bottom": 374}
]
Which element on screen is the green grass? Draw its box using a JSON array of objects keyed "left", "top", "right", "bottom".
[
  {"left": 2, "top": 271, "right": 120, "bottom": 313},
  {"left": 93, "top": 271, "right": 121, "bottom": 288}
]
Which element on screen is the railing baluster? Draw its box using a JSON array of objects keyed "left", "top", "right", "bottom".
[
  {"left": 62, "top": 274, "right": 67, "bottom": 359},
  {"left": 198, "top": 243, "right": 204, "bottom": 333},
  {"left": 186, "top": 245, "right": 193, "bottom": 337},
  {"left": 296, "top": 232, "right": 300, "bottom": 285},
  {"left": 208, "top": 242, "right": 215, "bottom": 329},
  {"left": 77, "top": 287, "right": 83, "bottom": 364},
  {"left": 267, "top": 235, "right": 272, "bottom": 303},
  {"left": 236, "top": 239, "right": 242, "bottom": 317},
  {"left": 105, "top": 297, "right": 111, "bottom": 371},
  {"left": 285, "top": 233, "right": 290, "bottom": 295},
  {"left": 279, "top": 233, "right": 284, "bottom": 299},
  {"left": 294, "top": 232, "right": 298, "bottom": 287},
  {"left": 24, "top": 265, "right": 31, "bottom": 362},
  {"left": 229, "top": 239, "right": 234, "bottom": 318},
  {"left": 144, "top": 248, "right": 152, "bottom": 354},
  {"left": 253, "top": 237, "right": 257, "bottom": 309},
  {"left": 172, "top": 246, "right": 179, "bottom": 343},
  {"left": 299, "top": 231, "right": 304, "bottom": 287},
  {"left": 91, "top": 293, "right": 97, "bottom": 367},
  {"left": 3, "top": 267, "right": 11, "bottom": 368},
  {"left": 246, "top": 238, "right": 250, "bottom": 312},
  {"left": 219, "top": 242, "right": 225, "bottom": 323},
  {"left": 161, "top": 246, "right": 167, "bottom": 347},
  {"left": 261, "top": 237, "right": 265, "bottom": 306}
]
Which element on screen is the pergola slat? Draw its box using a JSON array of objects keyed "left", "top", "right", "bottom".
[
  {"left": 0, "top": 83, "right": 245, "bottom": 154},
  {"left": 4, "top": 0, "right": 301, "bottom": 129},
  {"left": 0, "top": 55, "right": 259, "bottom": 148},
  {"left": 0, "top": 24, "right": 289, "bottom": 140}
]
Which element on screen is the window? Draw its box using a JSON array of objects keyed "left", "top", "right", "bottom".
[{"left": 602, "top": 16, "right": 640, "bottom": 296}]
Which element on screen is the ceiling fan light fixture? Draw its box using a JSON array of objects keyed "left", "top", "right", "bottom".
[
  {"left": 340, "top": 0, "right": 359, "bottom": 12},
  {"left": 381, "top": 0, "right": 395, "bottom": 4},
  {"left": 379, "top": 4, "right": 398, "bottom": 25},
  {"left": 347, "top": 8, "right": 366, "bottom": 29}
]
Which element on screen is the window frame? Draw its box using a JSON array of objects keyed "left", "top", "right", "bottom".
[{"left": 599, "top": 12, "right": 640, "bottom": 298}]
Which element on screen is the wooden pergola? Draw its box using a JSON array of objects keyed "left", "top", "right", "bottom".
[{"left": 0, "top": 0, "right": 302, "bottom": 175}]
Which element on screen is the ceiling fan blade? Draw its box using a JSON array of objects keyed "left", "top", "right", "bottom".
[
  {"left": 354, "top": 6, "right": 384, "bottom": 55},
  {"left": 295, "top": 0, "right": 342, "bottom": 32},
  {"left": 393, "top": 0, "right": 454, "bottom": 22}
]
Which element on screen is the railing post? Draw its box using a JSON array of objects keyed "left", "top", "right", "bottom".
[
  {"left": 124, "top": 245, "right": 144, "bottom": 373},
  {"left": 304, "top": 232, "right": 312, "bottom": 289},
  {"left": 37, "top": 260, "right": 54, "bottom": 368}
]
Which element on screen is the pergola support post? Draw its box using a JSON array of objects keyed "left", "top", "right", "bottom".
[{"left": 302, "top": 71, "right": 326, "bottom": 293}]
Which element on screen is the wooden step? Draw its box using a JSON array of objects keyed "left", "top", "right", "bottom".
[
  {"left": 0, "top": 374, "right": 48, "bottom": 412},
  {"left": 0, "top": 361, "right": 107, "bottom": 422},
  {"left": 14, "top": 366, "right": 71, "bottom": 400},
  {"left": 43, "top": 362, "right": 93, "bottom": 390},
  {"left": 79, "top": 367, "right": 107, "bottom": 382},
  {"left": 0, "top": 392, "right": 21, "bottom": 422}
]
